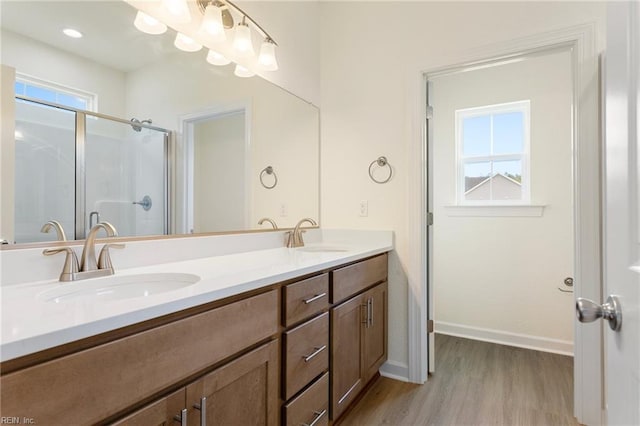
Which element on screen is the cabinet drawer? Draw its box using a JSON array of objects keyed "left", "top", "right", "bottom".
[
  {"left": 0, "top": 289, "right": 279, "bottom": 425},
  {"left": 284, "top": 312, "right": 329, "bottom": 400},
  {"left": 331, "top": 254, "right": 388, "bottom": 303},
  {"left": 284, "top": 373, "right": 329, "bottom": 426},
  {"left": 284, "top": 273, "right": 329, "bottom": 327}
]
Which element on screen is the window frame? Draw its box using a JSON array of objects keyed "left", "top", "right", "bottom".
[
  {"left": 455, "top": 100, "right": 531, "bottom": 205},
  {"left": 15, "top": 73, "right": 97, "bottom": 112}
]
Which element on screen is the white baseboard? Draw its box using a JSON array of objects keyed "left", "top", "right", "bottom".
[
  {"left": 379, "top": 360, "right": 409, "bottom": 382},
  {"left": 435, "top": 321, "right": 574, "bottom": 356}
]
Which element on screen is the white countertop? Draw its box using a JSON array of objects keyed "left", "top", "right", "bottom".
[{"left": 0, "top": 230, "right": 392, "bottom": 362}]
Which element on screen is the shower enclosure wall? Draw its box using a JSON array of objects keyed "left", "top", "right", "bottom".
[{"left": 14, "top": 96, "right": 170, "bottom": 243}]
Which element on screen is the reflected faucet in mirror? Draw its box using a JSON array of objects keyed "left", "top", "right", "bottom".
[
  {"left": 44, "top": 222, "right": 125, "bottom": 282},
  {"left": 286, "top": 218, "right": 318, "bottom": 248},
  {"left": 258, "top": 218, "right": 278, "bottom": 229},
  {"left": 40, "top": 220, "right": 67, "bottom": 241}
]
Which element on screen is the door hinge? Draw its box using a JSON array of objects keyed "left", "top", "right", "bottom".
[
  {"left": 426, "top": 105, "right": 433, "bottom": 120},
  {"left": 427, "top": 212, "right": 434, "bottom": 226},
  {"left": 427, "top": 319, "right": 434, "bottom": 333}
]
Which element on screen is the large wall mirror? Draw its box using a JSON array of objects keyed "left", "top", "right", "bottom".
[{"left": 0, "top": 0, "right": 319, "bottom": 245}]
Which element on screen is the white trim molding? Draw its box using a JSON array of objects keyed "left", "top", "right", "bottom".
[
  {"left": 435, "top": 322, "right": 574, "bottom": 356},
  {"left": 379, "top": 360, "right": 410, "bottom": 383},
  {"left": 407, "top": 22, "right": 602, "bottom": 426},
  {"left": 444, "top": 205, "right": 545, "bottom": 217}
]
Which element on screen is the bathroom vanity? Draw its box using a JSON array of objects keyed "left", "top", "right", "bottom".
[{"left": 0, "top": 230, "right": 391, "bottom": 425}]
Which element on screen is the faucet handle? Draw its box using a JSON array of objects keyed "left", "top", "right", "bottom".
[
  {"left": 98, "top": 243, "right": 125, "bottom": 270},
  {"left": 284, "top": 231, "right": 293, "bottom": 248},
  {"left": 43, "top": 248, "right": 79, "bottom": 282}
]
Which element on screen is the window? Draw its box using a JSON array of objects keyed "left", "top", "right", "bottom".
[
  {"left": 456, "top": 101, "right": 530, "bottom": 205},
  {"left": 15, "top": 74, "right": 96, "bottom": 112}
]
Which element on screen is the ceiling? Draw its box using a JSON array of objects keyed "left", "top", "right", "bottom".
[{"left": 1, "top": 1, "right": 177, "bottom": 72}]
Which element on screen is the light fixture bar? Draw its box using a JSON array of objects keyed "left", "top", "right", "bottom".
[{"left": 196, "top": 0, "right": 278, "bottom": 46}]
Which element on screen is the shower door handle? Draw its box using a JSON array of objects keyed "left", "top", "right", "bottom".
[{"left": 89, "top": 211, "right": 100, "bottom": 229}]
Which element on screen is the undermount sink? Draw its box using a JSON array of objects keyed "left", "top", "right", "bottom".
[
  {"left": 297, "top": 246, "right": 349, "bottom": 253},
  {"left": 37, "top": 273, "right": 200, "bottom": 303}
]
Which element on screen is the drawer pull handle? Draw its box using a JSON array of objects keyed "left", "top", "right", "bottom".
[
  {"left": 303, "top": 293, "right": 327, "bottom": 304},
  {"left": 194, "top": 396, "right": 207, "bottom": 426},
  {"left": 173, "top": 408, "right": 187, "bottom": 426},
  {"left": 302, "top": 409, "right": 327, "bottom": 426},
  {"left": 303, "top": 345, "right": 327, "bottom": 362}
]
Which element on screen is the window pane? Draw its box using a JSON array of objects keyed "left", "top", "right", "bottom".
[
  {"left": 57, "top": 93, "right": 88, "bottom": 110},
  {"left": 493, "top": 111, "right": 524, "bottom": 154},
  {"left": 492, "top": 159, "right": 522, "bottom": 200},
  {"left": 462, "top": 115, "right": 491, "bottom": 156},
  {"left": 464, "top": 161, "right": 491, "bottom": 200},
  {"left": 14, "top": 82, "right": 25, "bottom": 95},
  {"left": 25, "top": 85, "right": 56, "bottom": 103}
]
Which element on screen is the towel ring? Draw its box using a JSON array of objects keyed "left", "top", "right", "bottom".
[
  {"left": 260, "top": 166, "right": 278, "bottom": 189},
  {"left": 368, "top": 156, "right": 392, "bottom": 184}
]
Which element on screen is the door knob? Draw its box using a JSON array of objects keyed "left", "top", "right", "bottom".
[{"left": 576, "top": 295, "right": 622, "bottom": 331}]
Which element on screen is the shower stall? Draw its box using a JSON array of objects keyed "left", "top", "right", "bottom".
[{"left": 13, "top": 96, "right": 170, "bottom": 243}]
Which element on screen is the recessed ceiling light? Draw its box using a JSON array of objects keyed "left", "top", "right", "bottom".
[{"left": 63, "top": 28, "right": 83, "bottom": 38}]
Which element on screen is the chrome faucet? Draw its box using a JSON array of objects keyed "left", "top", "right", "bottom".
[
  {"left": 43, "top": 222, "right": 124, "bottom": 282},
  {"left": 258, "top": 218, "right": 278, "bottom": 229},
  {"left": 41, "top": 220, "right": 67, "bottom": 241},
  {"left": 286, "top": 218, "right": 318, "bottom": 248}
]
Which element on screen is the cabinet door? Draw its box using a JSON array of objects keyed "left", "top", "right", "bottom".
[
  {"left": 186, "top": 340, "right": 279, "bottom": 426},
  {"left": 363, "top": 282, "right": 388, "bottom": 383},
  {"left": 111, "top": 388, "right": 186, "bottom": 426},
  {"left": 330, "top": 294, "right": 365, "bottom": 420}
]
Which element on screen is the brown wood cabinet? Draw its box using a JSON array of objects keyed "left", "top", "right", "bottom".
[
  {"left": 0, "top": 253, "right": 389, "bottom": 426},
  {"left": 330, "top": 279, "right": 388, "bottom": 421},
  {"left": 186, "top": 340, "right": 280, "bottom": 426}
]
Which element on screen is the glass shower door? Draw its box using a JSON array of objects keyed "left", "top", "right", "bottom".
[
  {"left": 84, "top": 116, "right": 167, "bottom": 238},
  {"left": 14, "top": 99, "right": 75, "bottom": 243}
]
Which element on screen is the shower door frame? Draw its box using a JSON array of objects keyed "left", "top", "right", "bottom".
[{"left": 15, "top": 95, "right": 172, "bottom": 240}]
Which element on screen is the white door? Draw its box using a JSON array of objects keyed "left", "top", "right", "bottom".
[{"left": 591, "top": 2, "right": 640, "bottom": 425}]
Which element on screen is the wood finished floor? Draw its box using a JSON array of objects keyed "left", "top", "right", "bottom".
[{"left": 340, "top": 334, "right": 579, "bottom": 426}]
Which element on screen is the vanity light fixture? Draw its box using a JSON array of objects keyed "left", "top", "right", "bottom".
[
  {"left": 162, "top": 0, "right": 191, "bottom": 23},
  {"left": 232, "top": 19, "right": 254, "bottom": 58},
  {"left": 199, "top": 3, "right": 226, "bottom": 42},
  {"left": 258, "top": 39, "right": 278, "bottom": 71},
  {"left": 206, "top": 49, "right": 231, "bottom": 66},
  {"left": 62, "top": 28, "right": 83, "bottom": 38},
  {"left": 132, "top": 0, "right": 279, "bottom": 77},
  {"left": 234, "top": 64, "right": 255, "bottom": 78},
  {"left": 174, "top": 32, "right": 202, "bottom": 52},
  {"left": 134, "top": 11, "right": 167, "bottom": 35}
]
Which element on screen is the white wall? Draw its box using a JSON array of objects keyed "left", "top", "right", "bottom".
[
  {"left": 237, "top": 1, "right": 320, "bottom": 105},
  {"left": 0, "top": 30, "right": 127, "bottom": 117},
  {"left": 431, "top": 50, "right": 574, "bottom": 354},
  {"left": 319, "top": 1, "right": 606, "bottom": 378},
  {"left": 125, "top": 52, "right": 319, "bottom": 231},
  {"left": 0, "top": 65, "right": 16, "bottom": 243},
  {"left": 194, "top": 113, "right": 247, "bottom": 232}
]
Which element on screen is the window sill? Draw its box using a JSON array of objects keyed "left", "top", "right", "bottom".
[{"left": 444, "top": 205, "right": 546, "bottom": 217}]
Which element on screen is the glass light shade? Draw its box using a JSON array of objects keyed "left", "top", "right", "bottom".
[
  {"left": 134, "top": 11, "right": 167, "bottom": 35},
  {"left": 162, "top": 0, "right": 191, "bottom": 23},
  {"left": 232, "top": 23, "right": 254, "bottom": 58},
  {"left": 199, "top": 4, "right": 226, "bottom": 42},
  {"left": 174, "top": 33, "right": 202, "bottom": 52},
  {"left": 234, "top": 64, "right": 255, "bottom": 78},
  {"left": 258, "top": 40, "right": 278, "bottom": 71},
  {"left": 206, "top": 49, "right": 231, "bottom": 66}
]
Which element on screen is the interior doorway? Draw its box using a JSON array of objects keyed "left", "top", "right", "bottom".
[
  {"left": 182, "top": 105, "right": 251, "bottom": 234},
  {"left": 426, "top": 47, "right": 576, "bottom": 365}
]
